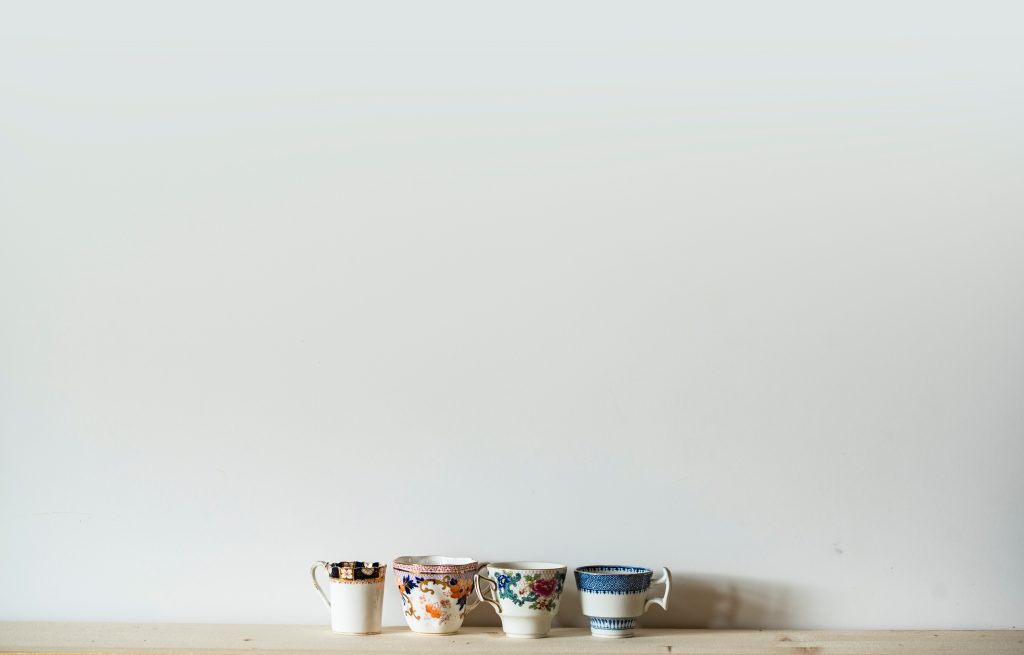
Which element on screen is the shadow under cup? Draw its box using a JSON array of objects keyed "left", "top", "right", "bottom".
[{"left": 476, "top": 562, "right": 567, "bottom": 639}]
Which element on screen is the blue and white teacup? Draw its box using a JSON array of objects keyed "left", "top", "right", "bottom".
[{"left": 574, "top": 565, "right": 671, "bottom": 638}]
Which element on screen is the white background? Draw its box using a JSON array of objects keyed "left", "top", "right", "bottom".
[{"left": 1, "top": 0, "right": 1022, "bottom": 629}]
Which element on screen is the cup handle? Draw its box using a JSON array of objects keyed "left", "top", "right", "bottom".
[
  {"left": 643, "top": 567, "right": 671, "bottom": 613},
  {"left": 310, "top": 561, "right": 330, "bottom": 609},
  {"left": 474, "top": 566, "right": 502, "bottom": 614},
  {"left": 463, "top": 562, "right": 489, "bottom": 614}
]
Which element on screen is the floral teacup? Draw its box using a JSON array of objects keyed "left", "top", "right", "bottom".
[
  {"left": 393, "top": 556, "right": 486, "bottom": 634},
  {"left": 475, "top": 562, "right": 567, "bottom": 638}
]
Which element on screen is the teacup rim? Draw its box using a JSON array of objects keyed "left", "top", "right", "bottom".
[
  {"left": 323, "top": 560, "right": 386, "bottom": 570},
  {"left": 575, "top": 565, "right": 653, "bottom": 576},
  {"left": 393, "top": 555, "right": 480, "bottom": 574},
  {"left": 486, "top": 561, "right": 567, "bottom": 572}
]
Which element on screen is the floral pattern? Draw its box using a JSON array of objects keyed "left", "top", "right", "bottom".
[
  {"left": 397, "top": 574, "right": 476, "bottom": 625},
  {"left": 495, "top": 570, "right": 566, "bottom": 612}
]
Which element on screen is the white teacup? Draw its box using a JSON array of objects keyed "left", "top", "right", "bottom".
[
  {"left": 310, "top": 560, "right": 386, "bottom": 635},
  {"left": 574, "top": 565, "right": 671, "bottom": 638},
  {"left": 393, "top": 555, "right": 486, "bottom": 635},
  {"left": 475, "top": 562, "right": 567, "bottom": 638}
]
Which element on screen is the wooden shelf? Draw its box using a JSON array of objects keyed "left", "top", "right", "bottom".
[{"left": 1, "top": 623, "right": 1020, "bottom": 655}]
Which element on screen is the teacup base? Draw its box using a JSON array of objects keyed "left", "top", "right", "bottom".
[
  {"left": 499, "top": 615, "right": 554, "bottom": 639},
  {"left": 588, "top": 617, "right": 637, "bottom": 638},
  {"left": 405, "top": 626, "right": 462, "bottom": 638},
  {"left": 592, "top": 629, "right": 634, "bottom": 638}
]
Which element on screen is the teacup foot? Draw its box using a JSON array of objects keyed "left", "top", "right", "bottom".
[
  {"left": 498, "top": 615, "right": 554, "bottom": 639},
  {"left": 588, "top": 617, "right": 637, "bottom": 638}
]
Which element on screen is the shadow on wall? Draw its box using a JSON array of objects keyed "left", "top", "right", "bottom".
[{"left": 463, "top": 574, "right": 797, "bottom": 629}]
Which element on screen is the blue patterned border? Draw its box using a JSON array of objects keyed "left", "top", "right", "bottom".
[
  {"left": 575, "top": 566, "right": 652, "bottom": 594},
  {"left": 589, "top": 617, "right": 637, "bottom": 631}
]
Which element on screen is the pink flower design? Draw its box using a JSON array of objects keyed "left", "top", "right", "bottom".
[{"left": 532, "top": 577, "right": 558, "bottom": 597}]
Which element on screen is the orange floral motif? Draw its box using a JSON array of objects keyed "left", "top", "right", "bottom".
[
  {"left": 448, "top": 578, "right": 473, "bottom": 600},
  {"left": 396, "top": 573, "right": 477, "bottom": 623}
]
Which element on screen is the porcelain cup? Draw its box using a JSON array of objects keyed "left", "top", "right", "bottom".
[
  {"left": 310, "top": 560, "right": 386, "bottom": 635},
  {"left": 393, "top": 555, "right": 486, "bottom": 635},
  {"left": 574, "top": 565, "right": 671, "bottom": 638},
  {"left": 475, "top": 561, "right": 567, "bottom": 638}
]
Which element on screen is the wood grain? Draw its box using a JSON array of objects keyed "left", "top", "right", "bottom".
[{"left": 1, "top": 623, "right": 1021, "bottom": 655}]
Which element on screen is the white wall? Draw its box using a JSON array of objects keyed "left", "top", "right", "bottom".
[{"left": 1, "top": 0, "right": 1022, "bottom": 630}]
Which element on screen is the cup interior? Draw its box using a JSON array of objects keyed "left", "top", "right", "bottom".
[
  {"left": 394, "top": 555, "right": 475, "bottom": 567},
  {"left": 393, "top": 555, "right": 480, "bottom": 575},
  {"left": 487, "top": 561, "right": 567, "bottom": 571}
]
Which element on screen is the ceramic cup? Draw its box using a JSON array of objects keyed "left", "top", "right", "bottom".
[
  {"left": 574, "top": 565, "right": 671, "bottom": 638},
  {"left": 475, "top": 561, "right": 567, "bottom": 639},
  {"left": 310, "top": 560, "right": 386, "bottom": 635},
  {"left": 393, "top": 556, "right": 486, "bottom": 635}
]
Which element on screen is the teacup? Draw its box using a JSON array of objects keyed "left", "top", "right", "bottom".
[
  {"left": 475, "top": 561, "right": 567, "bottom": 638},
  {"left": 309, "top": 560, "right": 386, "bottom": 635},
  {"left": 574, "top": 565, "right": 671, "bottom": 638},
  {"left": 393, "top": 555, "right": 486, "bottom": 634}
]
